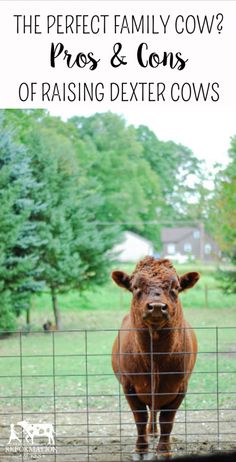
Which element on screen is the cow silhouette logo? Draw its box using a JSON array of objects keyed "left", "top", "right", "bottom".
[{"left": 7, "top": 420, "right": 55, "bottom": 446}]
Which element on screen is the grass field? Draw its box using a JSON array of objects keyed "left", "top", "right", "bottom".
[
  {"left": 0, "top": 306, "right": 236, "bottom": 413},
  {"left": 0, "top": 262, "right": 235, "bottom": 460},
  {"left": 21, "top": 262, "right": 236, "bottom": 332},
  {"left": 3, "top": 261, "right": 234, "bottom": 413}
]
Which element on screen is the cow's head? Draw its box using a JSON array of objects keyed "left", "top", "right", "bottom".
[
  {"left": 112, "top": 257, "right": 200, "bottom": 327},
  {"left": 17, "top": 421, "right": 27, "bottom": 427}
]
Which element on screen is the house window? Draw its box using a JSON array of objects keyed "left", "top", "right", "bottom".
[
  {"left": 167, "top": 243, "right": 175, "bottom": 254},
  {"left": 193, "top": 230, "right": 200, "bottom": 239},
  {"left": 184, "top": 243, "right": 192, "bottom": 253},
  {"left": 205, "top": 243, "right": 212, "bottom": 255}
]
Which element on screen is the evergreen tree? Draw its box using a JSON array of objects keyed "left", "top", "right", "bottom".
[
  {"left": 14, "top": 122, "right": 119, "bottom": 328},
  {"left": 0, "top": 113, "right": 40, "bottom": 329}
]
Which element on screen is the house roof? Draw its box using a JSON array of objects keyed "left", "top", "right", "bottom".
[
  {"left": 112, "top": 231, "right": 154, "bottom": 262},
  {"left": 123, "top": 231, "right": 153, "bottom": 246},
  {"left": 161, "top": 227, "right": 198, "bottom": 243}
]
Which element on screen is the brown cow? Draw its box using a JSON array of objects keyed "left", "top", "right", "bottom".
[{"left": 112, "top": 257, "right": 199, "bottom": 460}]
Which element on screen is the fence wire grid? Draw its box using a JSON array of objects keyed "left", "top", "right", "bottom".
[{"left": 0, "top": 326, "right": 236, "bottom": 461}]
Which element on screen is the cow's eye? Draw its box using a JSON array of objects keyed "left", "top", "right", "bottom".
[
  {"left": 170, "top": 288, "right": 177, "bottom": 298},
  {"left": 134, "top": 287, "right": 142, "bottom": 298}
]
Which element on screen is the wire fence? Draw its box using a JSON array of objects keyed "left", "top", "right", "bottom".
[{"left": 0, "top": 327, "right": 235, "bottom": 461}]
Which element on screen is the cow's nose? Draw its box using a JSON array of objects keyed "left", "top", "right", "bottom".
[{"left": 147, "top": 302, "right": 168, "bottom": 313}]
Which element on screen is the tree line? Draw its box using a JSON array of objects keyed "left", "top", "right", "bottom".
[{"left": 0, "top": 109, "right": 234, "bottom": 329}]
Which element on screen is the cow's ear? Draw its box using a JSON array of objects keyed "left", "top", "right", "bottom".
[
  {"left": 179, "top": 272, "right": 200, "bottom": 292},
  {"left": 112, "top": 271, "right": 132, "bottom": 291}
]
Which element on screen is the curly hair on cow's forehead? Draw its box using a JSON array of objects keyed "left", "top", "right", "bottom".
[
  {"left": 133, "top": 256, "right": 175, "bottom": 272},
  {"left": 131, "top": 256, "right": 178, "bottom": 283}
]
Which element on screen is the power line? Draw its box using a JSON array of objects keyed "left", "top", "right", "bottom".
[{"left": 95, "top": 220, "right": 204, "bottom": 225}]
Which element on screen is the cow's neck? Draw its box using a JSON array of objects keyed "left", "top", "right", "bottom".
[{"left": 131, "top": 302, "right": 185, "bottom": 355}]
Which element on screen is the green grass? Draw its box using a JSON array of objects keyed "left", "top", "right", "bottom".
[
  {"left": 25, "top": 262, "right": 236, "bottom": 332},
  {"left": 0, "top": 307, "right": 236, "bottom": 415},
  {"left": 0, "top": 262, "right": 235, "bottom": 417}
]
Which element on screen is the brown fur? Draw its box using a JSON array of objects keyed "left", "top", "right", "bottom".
[{"left": 111, "top": 257, "right": 199, "bottom": 458}]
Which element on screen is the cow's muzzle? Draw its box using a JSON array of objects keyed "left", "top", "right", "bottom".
[{"left": 143, "top": 302, "right": 170, "bottom": 321}]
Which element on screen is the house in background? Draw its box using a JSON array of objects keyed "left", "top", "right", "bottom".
[
  {"left": 161, "top": 226, "right": 221, "bottom": 262},
  {"left": 113, "top": 231, "right": 154, "bottom": 262}
]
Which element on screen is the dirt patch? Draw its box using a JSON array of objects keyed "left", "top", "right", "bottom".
[{"left": 1, "top": 407, "right": 236, "bottom": 461}]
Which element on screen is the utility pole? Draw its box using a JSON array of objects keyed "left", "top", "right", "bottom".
[{"left": 199, "top": 222, "right": 205, "bottom": 262}]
